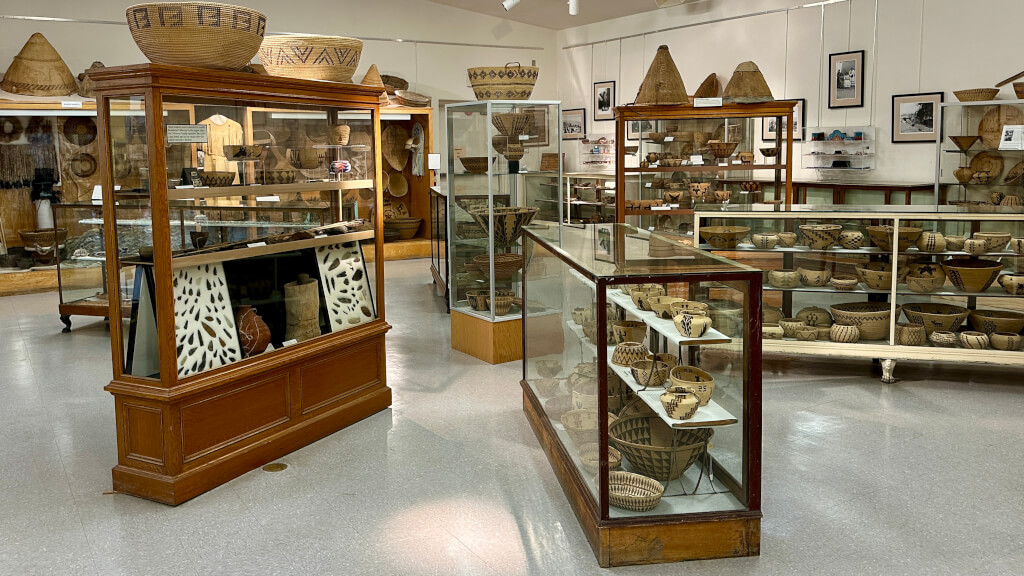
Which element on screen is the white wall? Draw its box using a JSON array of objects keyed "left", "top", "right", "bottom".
[
  {"left": 0, "top": 0, "right": 558, "bottom": 153},
  {"left": 556, "top": 0, "right": 1024, "bottom": 183}
]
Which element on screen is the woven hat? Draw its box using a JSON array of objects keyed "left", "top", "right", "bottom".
[
  {"left": 723, "top": 61, "right": 774, "bottom": 103},
  {"left": 634, "top": 46, "right": 688, "bottom": 106},
  {"left": 1, "top": 33, "right": 77, "bottom": 96},
  {"left": 693, "top": 73, "right": 720, "bottom": 98}
]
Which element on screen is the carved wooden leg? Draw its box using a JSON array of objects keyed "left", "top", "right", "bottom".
[{"left": 60, "top": 314, "right": 72, "bottom": 333}]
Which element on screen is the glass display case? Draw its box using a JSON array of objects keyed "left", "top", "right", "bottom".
[
  {"left": 444, "top": 101, "right": 561, "bottom": 363},
  {"left": 938, "top": 99, "right": 1024, "bottom": 208},
  {"left": 521, "top": 224, "right": 763, "bottom": 567},
  {"left": 90, "top": 64, "right": 392, "bottom": 505},
  {"left": 802, "top": 126, "right": 876, "bottom": 175},
  {"left": 614, "top": 102, "right": 795, "bottom": 237},
  {"left": 563, "top": 173, "right": 620, "bottom": 224},
  {"left": 429, "top": 183, "right": 448, "bottom": 309},
  {"left": 694, "top": 208, "right": 1024, "bottom": 382}
]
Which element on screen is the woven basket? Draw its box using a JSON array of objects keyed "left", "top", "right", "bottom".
[
  {"left": 948, "top": 135, "right": 979, "bottom": 152},
  {"left": 384, "top": 217, "right": 421, "bottom": 240},
  {"left": 258, "top": 35, "right": 362, "bottom": 82},
  {"left": 1014, "top": 83, "right": 1024, "bottom": 100},
  {"left": 608, "top": 471, "right": 664, "bottom": 512},
  {"left": 545, "top": 395, "right": 573, "bottom": 421},
  {"left": 902, "top": 303, "right": 968, "bottom": 334},
  {"left": 199, "top": 170, "right": 235, "bottom": 187},
  {"left": 561, "top": 410, "right": 599, "bottom": 447},
  {"left": 459, "top": 156, "right": 489, "bottom": 174},
  {"left": 609, "top": 416, "right": 712, "bottom": 481},
  {"left": 708, "top": 141, "right": 739, "bottom": 159},
  {"left": 381, "top": 74, "right": 409, "bottom": 93},
  {"left": 579, "top": 443, "right": 622, "bottom": 476},
  {"left": 256, "top": 169, "right": 297, "bottom": 185},
  {"left": 473, "top": 252, "right": 524, "bottom": 281},
  {"left": 829, "top": 302, "right": 895, "bottom": 341},
  {"left": 468, "top": 62, "right": 539, "bottom": 100},
  {"left": 394, "top": 90, "right": 430, "bottom": 107},
  {"left": 668, "top": 365, "right": 715, "bottom": 406},
  {"left": 953, "top": 88, "right": 999, "bottom": 102},
  {"left": 328, "top": 125, "right": 351, "bottom": 146},
  {"left": 634, "top": 45, "right": 688, "bottom": 106},
  {"left": 492, "top": 113, "right": 534, "bottom": 138},
  {"left": 468, "top": 207, "right": 538, "bottom": 245},
  {"left": 126, "top": 3, "right": 266, "bottom": 71},
  {"left": 723, "top": 61, "right": 774, "bottom": 103},
  {"left": 382, "top": 124, "right": 410, "bottom": 171},
  {"left": 389, "top": 172, "right": 409, "bottom": 198}
]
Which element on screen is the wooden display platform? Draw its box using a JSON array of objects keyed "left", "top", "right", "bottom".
[
  {"left": 364, "top": 238, "right": 433, "bottom": 261},
  {"left": 0, "top": 268, "right": 58, "bottom": 296},
  {"left": 451, "top": 309, "right": 524, "bottom": 364},
  {"left": 521, "top": 383, "right": 760, "bottom": 567}
]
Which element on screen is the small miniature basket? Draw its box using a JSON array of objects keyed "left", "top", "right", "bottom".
[
  {"left": 608, "top": 471, "right": 664, "bottom": 512},
  {"left": 578, "top": 443, "right": 622, "bottom": 476}
]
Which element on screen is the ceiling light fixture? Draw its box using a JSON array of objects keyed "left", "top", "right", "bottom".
[
  {"left": 568, "top": 0, "right": 579, "bottom": 16},
  {"left": 502, "top": 0, "right": 520, "bottom": 11}
]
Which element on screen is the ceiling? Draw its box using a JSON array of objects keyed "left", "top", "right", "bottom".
[{"left": 424, "top": 0, "right": 665, "bottom": 30}]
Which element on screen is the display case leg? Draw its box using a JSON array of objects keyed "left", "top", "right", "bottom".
[
  {"left": 60, "top": 314, "right": 72, "bottom": 333},
  {"left": 880, "top": 358, "right": 897, "bottom": 384}
]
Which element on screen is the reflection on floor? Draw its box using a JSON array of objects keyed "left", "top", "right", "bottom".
[{"left": 0, "top": 258, "right": 1022, "bottom": 575}]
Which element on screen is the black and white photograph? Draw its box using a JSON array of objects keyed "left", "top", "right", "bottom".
[
  {"left": 829, "top": 50, "right": 865, "bottom": 108},
  {"left": 891, "top": 92, "right": 943, "bottom": 143},
  {"left": 593, "top": 81, "right": 616, "bottom": 121},
  {"left": 998, "top": 124, "right": 1024, "bottom": 150},
  {"left": 561, "top": 108, "right": 586, "bottom": 140},
  {"left": 627, "top": 119, "right": 654, "bottom": 140},
  {"left": 522, "top": 106, "right": 549, "bottom": 147},
  {"left": 762, "top": 98, "right": 805, "bottom": 141}
]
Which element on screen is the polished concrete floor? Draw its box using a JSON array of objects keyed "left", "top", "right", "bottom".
[{"left": 1, "top": 258, "right": 1022, "bottom": 575}]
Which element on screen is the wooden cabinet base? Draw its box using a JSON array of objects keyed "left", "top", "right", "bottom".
[
  {"left": 107, "top": 326, "right": 391, "bottom": 505},
  {"left": 522, "top": 383, "right": 761, "bottom": 567},
  {"left": 451, "top": 310, "right": 523, "bottom": 364}
]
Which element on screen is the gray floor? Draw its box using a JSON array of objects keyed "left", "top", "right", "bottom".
[{"left": 1, "top": 258, "right": 1022, "bottom": 575}]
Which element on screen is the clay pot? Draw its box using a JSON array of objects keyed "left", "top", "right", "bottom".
[
  {"left": 768, "top": 269, "right": 800, "bottom": 289},
  {"left": 236, "top": 306, "right": 271, "bottom": 357},
  {"left": 776, "top": 232, "right": 797, "bottom": 247},
  {"left": 990, "top": 332, "right": 1022, "bottom": 351},
  {"left": 798, "top": 267, "right": 832, "bottom": 287},
  {"left": 959, "top": 331, "right": 990, "bottom": 350},
  {"left": 673, "top": 313, "right": 712, "bottom": 338},
  {"left": 839, "top": 230, "right": 864, "bottom": 250},
  {"left": 929, "top": 331, "right": 959, "bottom": 348},
  {"left": 830, "top": 324, "right": 860, "bottom": 343},
  {"left": 751, "top": 233, "right": 779, "bottom": 249},
  {"left": 778, "top": 318, "right": 806, "bottom": 338},
  {"left": 916, "top": 231, "right": 946, "bottom": 253},
  {"left": 660, "top": 389, "right": 701, "bottom": 420}
]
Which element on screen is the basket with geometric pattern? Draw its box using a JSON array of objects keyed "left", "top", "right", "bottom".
[
  {"left": 467, "top": 62, "right": 539, "bottom": 100},
  {"left": 609, "top": 415, "right": 713, "bottom": 481},
  {"left": 608, "top": 471, "right": 664, "bottom": 512}
]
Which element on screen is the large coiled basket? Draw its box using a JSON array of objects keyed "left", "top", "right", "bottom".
[
  {"left": 467, "top": 63, "right": 539, "bottom": 100},
  {"left": 609, "top": 415, "right": 713, "bottom": 481}
]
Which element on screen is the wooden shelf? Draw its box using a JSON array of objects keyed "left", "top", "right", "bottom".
[
  {"left": 626, "top": 208, "right": 695, "bottom": 216},
  {"left": 606, "top": 290, "right": 732, "bottom": 346},
  {"left": 166, "top": 179, "right": 373, "bottom": 200},
  {"left": 626, "top": 164, "right": 786, "bottom": 173},
  {"left": 170, "top": 229, "right": 373, "bottom": 269}
]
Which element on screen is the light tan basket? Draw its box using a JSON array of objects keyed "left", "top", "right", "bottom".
[
  {"left": 468, "top": 62, "right": 539, "bottom": 100},
  {"left": 579, "top": 443, "right": 622, "bottom": 476},
  {"left": 0, "top": 33, "right": 77, "bottom": 96},
  {"left": 389, "top": 172, "right": 409, "bottom": 198},
  {"left": 258, "top": 34, "right": 362, "bottom": 82},
  {"left": 953, "top": 88, "right": 999, "bottom": 102},
  {"left": 126, "top": 3, "right": 266, "bottom": 71},
  {"left": 382, "top": 125, "right": 410, "bottom": 171},
  {"left": 608, "top": 471, "right": 665, "bottom": 512},
  {"left": 561, "top": 410, "right": 599, "bottom": 447},
  {"left": 394, "top": 90, "right": 430, "bottom": 108}
]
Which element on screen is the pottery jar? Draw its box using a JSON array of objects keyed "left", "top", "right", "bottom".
[
  {"left": 236, "top": 306, "right": 271, "bottom": 357},
  {"left": 959, "top": 331, "right": 990, "bottom": 350},
  {"left": 752, "top": 233, "right": 779, "bottom": 250},
  {"left": 916, "top": 231, "right": 946, "bottom": 253},
  {"left": 830, "top": 324, "right": 860, "bottom": 344},
  {"left": 839, "top": 230, "right": 864, "bottom": 250},
  {"left": 778, "top": 318, "right": 806, "bottom": 338}
]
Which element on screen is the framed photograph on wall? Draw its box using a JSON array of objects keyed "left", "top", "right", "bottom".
[
  {"left": 762, "top": 98, "right": 805, "bottom": 141},
  {"left": 522, "top": 106, "right": 549, "bottom": 147},
  {"left": 593, "top": 81, "right": 616, "bottom": 121},
  {"left": 891, "top": 92, "right": 943, "bottom": 143},
  {"left": 562, "top": 108, "right": 586, "bottom": 140},
  {"left": 627, "top": 119, "right": 654, "bottom": 141},
  {"left": 829, "top": 50, "right": 865, "bottom": 109}
]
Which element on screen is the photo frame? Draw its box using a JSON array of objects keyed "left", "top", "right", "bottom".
[
  {"left": 522, "top": 106, "right": 549, "bottom": 147},
  {"left": 891, "top": 92, "right": 943, "bottom": 143},
  {"left": 998, "top": 124, "right": 1024, "bottom": 151},
  {"left": 562, "top": 108, "right": 586, "bottom": 140},
  {"left": 627, "top": 119, "right": 654, "bottom": 141},
  {"left": 593, "top": 224, "right": 615, "bottom": 262},
  {"left": 762, "top": 98, "right": 805, "bottom": 142},
  {"left": 593, "top": 81, "right": 616, "bottom": 121},
  {"left": 829, "top": 50, "right": 865, "bottom": 109}
]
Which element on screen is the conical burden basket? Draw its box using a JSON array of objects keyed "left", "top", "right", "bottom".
[
  {"left": 469, "top": 207, "right": 539, "bottom": 246},
  {"left": 634, "top": 45, "right": 688, "bottom": 106},
  {"left": 1, "top": 33, "right": 77, "bottom": 96}
]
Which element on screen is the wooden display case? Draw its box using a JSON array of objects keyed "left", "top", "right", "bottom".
[
  {"left": 90, "top": 64, "right": 392, "bottom": 505},
  {"left": 522, "top": 225, "right": 763, "bottom": 567}
]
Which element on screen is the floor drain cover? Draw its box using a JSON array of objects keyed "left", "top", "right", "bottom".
[{"left": 262, "top": 463, "right": 288, "bottom": 472}]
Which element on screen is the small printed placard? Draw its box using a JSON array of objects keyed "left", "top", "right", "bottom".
[
  {"left": 255, "top": 195, "right": 280, "bottom": 202},
  {"left": 61, "top": 101, "right": 83, "bottom": 109},
  {"left": 651, "top": 205, "right": 670, "bottom": 211},
  {"left": 648, "top": 226, "right": 656, "bottom": 231},
  {"left": 664, "top": 136, "right": 674, "bottom": 142},
  {"left": 645, "top": 183, "right": 652, "bottom": 188},
  {"left": 246, "top": 242, "right": 267, "bottom": 248},
  {"left": 694, "top": 97, "right": 723, "bottom": 108},
  {"left": 689, "top": 154, "right": 704, "bottom": 165},
  {"left": 518, "top": 135, "right": 531, "bottom": 141},
  {"left": 732, "top": 160, "right": 743, "bottom": 165},
  {"left": 281, "top": 339, "right": 298, "bottom": 347},
  {"left": 167, "top": 124, "right": 209, "bottom": 144}
]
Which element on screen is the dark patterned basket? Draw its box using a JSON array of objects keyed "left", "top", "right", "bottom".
[{"left": 609, "top": 415, "right": 712, "bottom": 481}]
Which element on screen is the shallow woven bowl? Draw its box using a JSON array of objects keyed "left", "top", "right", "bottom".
[
  {"left": 384, "top": 217, "right": 422, "bottom": 240},
  {"left": 974, "top": 232, "right": 1011, "bottom": 252},
  {"left": 199, "top": 170, "right": 234, "bottom": 187},
  {"left": 866, "top": 225, "right": 923, "bottom": 252},
  {"left": 906, "top": 274, "right": 945, "bottom": 294},
  {"left": 953, "top": 88, "right": 999, "bottom": 102},
  {"left": 609, "top": 415, "right": 713, "bottom": 481},
  {"left": 259, "top": 35, "right": 363, "bottom": 82},
  {"left": 969, "top": 309, "right": 1024, "bottom": 335},
  {"left": 708, "top": 141, "right": 739, "bottom": 159},
  {"left": 560, "top": 410, "right": 599, "bottom": 447},
  {"left": 902, "top": 303, "right": 969, "bottom": 335},
  {"left": 829, "top": 275, "right": 859, "bottom": 291},
  {"left": 941, "top": 258, "right": 1003, "bottom": 293},
  {"left": 829, "top": 302, "right": 896, "bottom": 341},
  {"left": 473, "top": 252, "right": 525, "bottom": 280},
  {"left": 608, "top": 471, "right": 664, "bottom": 512},
  {"left": 579, "top": 444, "right": 622, "bottom": 476},
  {"left": 759, "top": 147, "right": 779, "bottom": 158},
  {"left": 856, "top": 267, "right": 892, "bottom": 291},
  {"left": 798, "top": 224, "right": 842, "bottom": 250},
  {"left": 126, "top": 2, "right": 266, "bottom": 71},
  {"left": 700, "top": 226, "right": 750, "bottom": 249},
  {"left": 459, "top": 156, "right": 489, "bottom": 174}
]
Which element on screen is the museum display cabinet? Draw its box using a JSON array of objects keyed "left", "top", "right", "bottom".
[
  {"left": 613, "top": 102, "right": 795, "bottom": 237},
  {"left": 444, "top": 100, "right": 562, "bottom": 363},
  {"left": 715, "top": 178, "right": 934, "bottom": 206},
  {"left": 562, "top": 173, "right": 620, "bottom": 224},
  {"left": 429, "top": 183, "right": 448, "bottom": 309},
  {"left": 938, "top": 98, "right": 1024, "bottom": 209},
  {"left": 379, "top": 106, "right": 434, "bottom": 260},
  {"left": 89, "top": 64, "right": 392, "bottom": 504},
  {"left": 801, "top": 126, "right": 876, "bottom": 176},
  {"left": 521, "top": 224, "right": 763, "bottom": 567},
  {"left": 694, "top": 208, "right": 1024, "bottom": 382}
]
